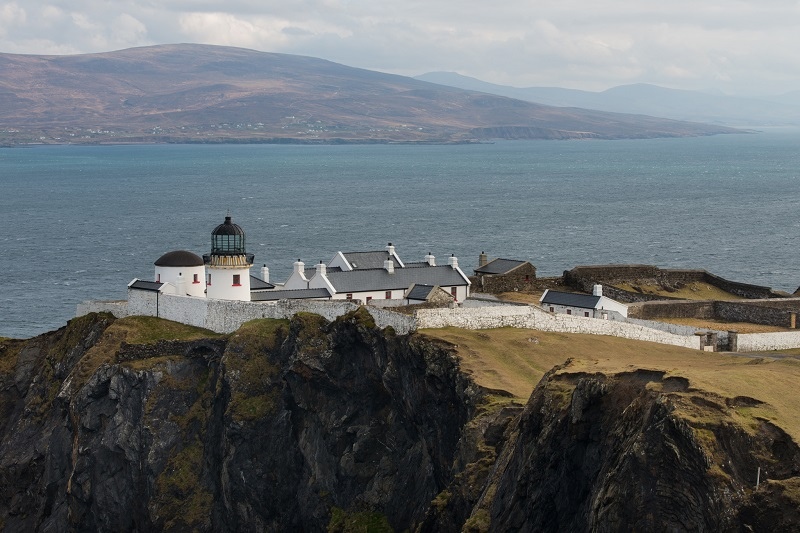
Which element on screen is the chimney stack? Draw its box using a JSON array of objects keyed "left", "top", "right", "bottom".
[
  {"left": 384, "top": 256, "right": 395, "bottom": 274},
  {"left": 424, "top": 252, "right": 436, "bottom": 266},
  {"left": 386, "top": 242, "right": 395, "bottom": 257},
  {"left": 479, "top": 251, "right": 488, "bottom": 268},
  {"left": 294, "top": 259, "right": 305, "bottom": 276},
  {"left": 316, "top": 261, "right": 327, "bottom": 276},
  {"left": 448, "top": 254, "right": 459, "bottom": 269},
  {"left": 593, "top": 284, "right": 603, "bottom": 297},
  {"left": 261, "top": 264, "right": 270, "bottom": 283}
]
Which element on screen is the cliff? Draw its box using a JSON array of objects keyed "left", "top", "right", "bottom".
[{"left": 1, "top": 311, "right": 799, "bottom": 531}]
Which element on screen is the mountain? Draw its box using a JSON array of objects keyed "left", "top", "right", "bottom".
[
  {"left": 2, "top": 311, "right": 799, "bottom": 531},
  {"left": 0, "top": 44, "right": 740, "bottom": 145},
  {"left": 416, "top": 72, "right": 800, "bottom": 127}
]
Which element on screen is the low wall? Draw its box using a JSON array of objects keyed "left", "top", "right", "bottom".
[
  {"left": 78, "top": 293, "right": 417, "bottom": 335},
  {"left": 628, "top": 300, "right": 716, "bottom": 320},
  {"left": 736, "top": 331, "right": 800, "bottom": 352},
  {"left": 565, "top": 265, "right": 782, "bottom": 302},
  {"left": 416, "top": 305, "right": 701, "bottom": 350},
  {"left": 714, "top": 301, "right": 795, "bottom": 329}
]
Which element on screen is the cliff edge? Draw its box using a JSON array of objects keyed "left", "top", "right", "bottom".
[{"left": 1, "top": 311, "right": 798, "bottom": 531}]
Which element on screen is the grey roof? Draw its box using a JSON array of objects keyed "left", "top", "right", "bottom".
[
  {"left": 541, "top": 290, "right": 601, "bottom": 309},
  {"left": 154, "top": 250, "right": 204, "bottom": 267},
  {"left": 250, "top": 275, "right": 275, "bottom": 290},
  {"left": 325, "top": 265, "right": 468, "bottom": 293},
  {"left": 474, "top": 258, "right": 529, "bottom": 275},
  {"left": 129, "top": 280, "right": 165, "bottom": 292},
  {"left": 406, "top": 284, "right": 437, "bottom": 300},
  {"left": 250, "top": 288, "right": 331, "bottom": 301},
  {"left": 342, "top": 251, "right": 398, "bottom": 270}
]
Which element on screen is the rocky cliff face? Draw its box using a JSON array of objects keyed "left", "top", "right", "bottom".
[{"left": 1, "top": 311, "right": 799, "bottom": 532}]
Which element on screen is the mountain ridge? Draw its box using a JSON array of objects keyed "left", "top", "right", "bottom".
[
  {"left": 415, "top": 71, "right": 800, "bottom": 127},
  {"left": 0, "top": 43, "right": 741, "bottom": 145}
]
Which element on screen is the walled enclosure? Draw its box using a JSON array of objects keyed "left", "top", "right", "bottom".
[{"left": 564, "top": 265, "right": 786, "bottom": 302}]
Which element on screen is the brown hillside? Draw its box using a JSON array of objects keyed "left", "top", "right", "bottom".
[{"left": 0, "top": 43, "right": 742, "bottom": 144}]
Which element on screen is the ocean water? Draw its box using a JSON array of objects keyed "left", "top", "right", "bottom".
[{"left": 1, "top": 130, "right": 799, "bottom": 339}]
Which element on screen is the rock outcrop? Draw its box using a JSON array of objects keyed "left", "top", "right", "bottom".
[{"left": 1, "top": 311, "right": 799, "bottom": 532}]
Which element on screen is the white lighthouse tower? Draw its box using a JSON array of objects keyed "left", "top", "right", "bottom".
[{"left": 203, "top": 215, "right": 253, "bottom": 301}]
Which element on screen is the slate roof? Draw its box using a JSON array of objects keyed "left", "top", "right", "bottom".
[
  {"left": 250, "top": 275, "right": 275, "bottom": 290},
  {"left": 129, "top": 280, "right": 165, "bottom": 292},
  {"left": 342, "top": 251, "right": 399, "bottom": 270},
  {"left": 250, "top": 288, "right": 331, "bottom": 301},
  {"left": 540, "top": 290, "right": 601, "bottom": 309},
  {"left": 406, "top": 284, "right": 437, "bottom": 301},
  {"left": 474, "top": 258, "right": 529, "bottom": 275},
  {"left": 325, "top": 265, "right": 468, "bottom": 293}
]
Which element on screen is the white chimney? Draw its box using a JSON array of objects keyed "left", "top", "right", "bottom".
[
  {"left": 261, "top": 264, "right": 270, "bottom": 283},
  {"left": 384, "top": 256, "right": 395, "bottom": 274},
  {"left": 294, "top": 259, "right": 305, "bottom": 276},
  {"left": 448, "top": 254, "right": 459, "bottom": 269},
  {"left": 386, "top": 242, "right": 395, "bottom": 257},
  {"left": 316, "top": 261, "right": 327, "bottom": 276},
  {"left": 424, "top": 252, "right": 436, "bottom": 266},
  {"left": 176, "top": 272, "right": 187, "bottom": 295},
  {"left": 593, "top": 284, "right": 603, "bottom": 297}
]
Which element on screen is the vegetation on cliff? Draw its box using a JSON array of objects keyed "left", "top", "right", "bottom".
[{"left": 1, "top": 311, "right": 799, "bottom": 531}]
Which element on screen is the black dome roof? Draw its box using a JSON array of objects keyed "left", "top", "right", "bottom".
[
  {"left": 212, "top": 216, "right": 245, "bottom": 236},
  {"left": 154, "top": 250, "right": 204, "bottom": 267}
]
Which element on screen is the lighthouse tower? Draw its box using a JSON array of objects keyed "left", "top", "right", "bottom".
[{"left": 203, "top": 215, "right": 254, "bottom": 301}]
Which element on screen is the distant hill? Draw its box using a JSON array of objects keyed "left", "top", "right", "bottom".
[
  {"left": 416, "top": 72, "right": 800, "bottom": 127},
  {"left": 0, "top": 44, "right": 740, "bottom": 145}
]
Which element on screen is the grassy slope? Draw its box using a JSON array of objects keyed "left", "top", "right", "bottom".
[{"left": 421, "top": 327, "right": 800, "bottom": 442}]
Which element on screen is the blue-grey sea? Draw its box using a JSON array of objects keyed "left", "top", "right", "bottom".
[{"left": 2, "top": 129, "right": 799, "bottom": 339}]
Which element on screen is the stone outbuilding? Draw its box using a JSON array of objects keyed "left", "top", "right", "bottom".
[{"left": 472, "top": 253, "right": 537, "bottom": 293}]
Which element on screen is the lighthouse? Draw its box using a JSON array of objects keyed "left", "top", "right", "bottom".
[{"left": 203, "top": 215, "right": 254, "bottom": 301}]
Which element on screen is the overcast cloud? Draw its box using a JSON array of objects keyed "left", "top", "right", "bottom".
[{"left": 1, "top": 0, "right": 798, "bottom": 95}]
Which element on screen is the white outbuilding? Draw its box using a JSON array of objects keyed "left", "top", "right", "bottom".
[{"left": 153, "top": 250, "right": 206, "bottom": 297}]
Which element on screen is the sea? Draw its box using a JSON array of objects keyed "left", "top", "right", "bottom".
[{"left": 2, "top": 129, "right": 799, "bottom": 339}]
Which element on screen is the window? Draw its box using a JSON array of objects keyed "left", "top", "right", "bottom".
[
  {"left": 566, "top": 309, "right": 572, "bottom": 315},
  {"left": 549, "top": 307, "right": 554, "bottom": 312},
  {"left": 451, "top": 287, "right": 458, "bottom": 301},
  {"left": 346, "top": 293, "right": 353, "bottom": 300},
  {"left": 232, "top": 274, "right": 241, "bottom": 286},
  {"left": 206, "top": 274, "right": 211, "bottom": 286},
  {"left": 584, "top": 311, "right": 590, "bottom": 317},
  {"left": 156, "top": 274, "right": 161, "bottom": 283},
  {"left": 193, "top": 273, "right": 200, "bottom": 284},
  {"left": 366, "top": 296, "right": 372, "bottom": 303},
  {"left": 525, "top": 275, "right": 530, "bottom": 281},
  {"left": 385, "top": 291, "right": 392, "bottom": 299}
]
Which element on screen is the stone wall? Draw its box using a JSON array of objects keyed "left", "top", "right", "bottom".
[
  {"left": 565, "top": 265, "right": 783, "bottom": 302},
  {"left": 78, "top": 293, "right": 416, "bottom": 334},
  {"left": 415, "top": 305, "right": 701, "bottom": 350},
  {"left": 628, "top": 300, "right": 716, "bottom": 320},
  {"left": 628, "top": 299, "right": 799, "bottom": 329},
  {"left": 735, "top": 331, "right": 800, "bottom": 352}
]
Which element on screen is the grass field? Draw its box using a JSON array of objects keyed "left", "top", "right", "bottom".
[
  {"left": 612, "top": 281, "right": 746, "bottom": 301},
  {"left": 421, "top": 327, "right": 800, "bottom": 442}
]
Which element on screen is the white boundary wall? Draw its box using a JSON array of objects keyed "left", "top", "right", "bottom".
[
  {"left": 415, "top": 305, "right": 702, "bottom": 350},
  {"left": 78, "top": 294, "right": 800, "bottom": 353},
  {"left": 735, "top": 331, "right": 800, "bottom": 352},
  {"left": 77, "top": 291, "right": 418, "bottom": 334}
]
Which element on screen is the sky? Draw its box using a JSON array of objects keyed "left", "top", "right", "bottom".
[{"left": 1, "top": 1, "right": 799, "bottom": 96}]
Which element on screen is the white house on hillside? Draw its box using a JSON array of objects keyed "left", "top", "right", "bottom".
[{"left": 540, "top": 285, "right": 628, "bottom": 318}]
